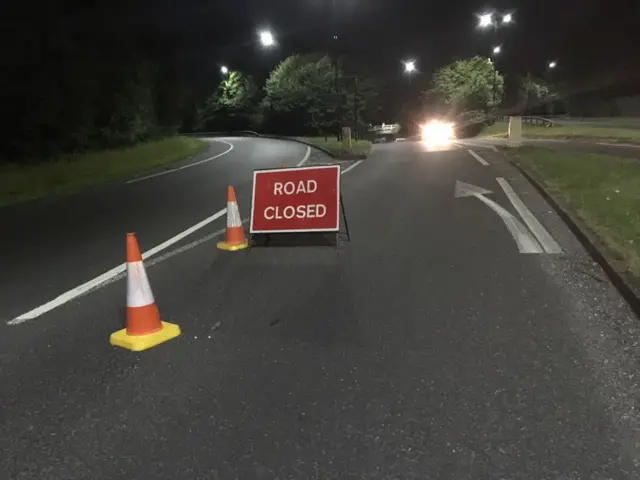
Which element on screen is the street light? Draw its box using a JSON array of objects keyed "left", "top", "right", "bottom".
[
  {"left": 220, "top": 66, "right": 229, "bottom": 75},
  {"left": 479, "top": 11, "right": 514, "bottom": 28},
  {"left": 259, "top": 30, "right": 275, "bottom": 47},
  {"left": 477, "top": 10, "right": 513, "bottom": 107},
  {"left": 478, "top": 13, "right": 493, "bottom": 28},
  {"left": 548, "top": 61, "right": 557, "bottom": 69},
  {"left": 404, "top": 60, "right": 416, "bottom": 73},
  {"left": 403, "top": 60, "right": 417, "bottom": 85}
]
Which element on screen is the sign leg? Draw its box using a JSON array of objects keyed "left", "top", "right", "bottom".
[{"left": 340, "top": 195, "right": 351, "bottom": 242}]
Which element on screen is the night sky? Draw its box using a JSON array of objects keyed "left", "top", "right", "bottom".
[{"left": 7, "top": 0, "right": 640, "bottom": 97}]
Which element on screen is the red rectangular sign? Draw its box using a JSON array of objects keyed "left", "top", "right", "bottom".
[{"left": 250, "top": 165, "right": 341, "bottom": 233}]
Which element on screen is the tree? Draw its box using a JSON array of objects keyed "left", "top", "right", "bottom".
[
  {"left": 264, "top": 54, "right": 334, "bottom": 112},
  {"left": 519, "top": 74, "right": 553, "bottom": 114},
  {"left": 428, "top": 56, "right": 505, "bottom": 112},
  {"left": 197, "top": 71, "right": 259, "bottom": 131},
  {"left": 263, "top": 54, "right": 382, "bottom": 136},
  {"left": 262, "top": 54, "right": 335, "bottom": 134}
]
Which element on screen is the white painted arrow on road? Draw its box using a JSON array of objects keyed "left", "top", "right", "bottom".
[{"left": 455, "top": 181, "right": 544, "bottom": 254}]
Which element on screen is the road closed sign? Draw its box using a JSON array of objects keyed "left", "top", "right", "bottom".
[{"left": 250, "top": 165, "right": 341, "bottom": 233}]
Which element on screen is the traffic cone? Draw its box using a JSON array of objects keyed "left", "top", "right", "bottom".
[
  {"left": 217, "top": 185, "right": 249, "bottom": 251},
  {"left": 110, "top": 233, "right": 181, "bottom": 352}
]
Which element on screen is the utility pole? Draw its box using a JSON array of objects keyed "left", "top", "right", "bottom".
[
  {"left": 331, "top": 0, "right": 342, "bottom": 141},
  {"left": 492, "top": 22, "right": 498, "bottom": 107},
  {"left": 354, "top": 77, "right": 359, "bottom": 140}
]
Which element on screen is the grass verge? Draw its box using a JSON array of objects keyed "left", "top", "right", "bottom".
[
  {"left": 481, "top": 122, "right": 640, "bottom": 142},
  {"left": 511, "top": 147, "right": 640, "bottom": 276},
  {"left": 296, "top": 137, "right": 372, "bottom": 157},
  {"left": 0, "top": 137, "right": 208, "bottom": 207}
]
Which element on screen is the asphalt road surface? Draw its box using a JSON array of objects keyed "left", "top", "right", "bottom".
[{"left": 3, "top": 137, "right": 640, "bottom": 479}]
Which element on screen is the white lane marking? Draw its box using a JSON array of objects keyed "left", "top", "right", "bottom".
[
  {"left": 83, "top": 223, "right": 240, "bottom": 294},
  {"left": 341, "top": 160, "right": 364, "bottom": 175},
  {"left": 491, "top": 145, "right": 499, "bottom": 152},
  {"left": 9, "top": 208, "right": 227, "bottom": 324},
  {"left": 455, "top": 181, "right": 543, "bottom": 254},
  {"left": 468, "top": 149, "right": 489, "bottom": 166},
  {"left": 474, "top": 195, "right": 544, "bottom": 254},
  {"left": 9, "top": 143, "right": 335, "bottom": 325},
  {"left": 296, "top": 146, "right": 311, "bottom": 167},
  {"left": 496, "top": 178, "right": 562, "bottom": 254},
  {"left": 596, "top": 142, "right": 640, "bottom": 149},
  {"left": 126, "top": 140, "right": 234, "bottom": 184}
]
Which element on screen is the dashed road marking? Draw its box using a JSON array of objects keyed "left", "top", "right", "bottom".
[{"left": 468, "top": 149, "right": 489, "bottom": 166}]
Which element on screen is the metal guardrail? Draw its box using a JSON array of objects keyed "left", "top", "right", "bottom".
[{"left": 498, "top": 116, "right": 556, "bottom": 127}]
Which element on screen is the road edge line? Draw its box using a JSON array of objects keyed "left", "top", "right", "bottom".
[
  {"left": 297, "top": 146, "right": 311, "bottom": 167},
  {"left": 8, "top": 208, "right": 227, "bottom": 324},
  {"left": 341, "top": 160, "right": 364, "bottom": 175},
  {"left": 127, "top": 139, "right": 234, "bottom": 184}
]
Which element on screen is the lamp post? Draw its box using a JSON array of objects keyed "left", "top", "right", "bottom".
[
  {"left": 478, "top": 11, "right": 513, "bottom": 107},
  {"left": 220, "top": 66, "right": 229, "bottom": 75}
]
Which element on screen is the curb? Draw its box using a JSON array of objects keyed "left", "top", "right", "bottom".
[{"left": 501, "top": 148, "right": 640, "bottom": 318}]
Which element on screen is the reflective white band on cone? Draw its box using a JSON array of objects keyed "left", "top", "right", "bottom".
[
  {"left": 227, "top": 201, "right": 242, "bottom": 228},
  {"left": 127, "top": 261, "right": 155, "bottom": 308}
]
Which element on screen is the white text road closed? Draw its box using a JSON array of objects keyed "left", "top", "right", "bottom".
[
  {"left": 264, "top": 204, "right": 327, "bottom": 220},
  {"left": 250, "top": 165, "right": 341, "bottom": 233},
  {"left": 274, "top": 180, "right": 317, "bottom": 195}
]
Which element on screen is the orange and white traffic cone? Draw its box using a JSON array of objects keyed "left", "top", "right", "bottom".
[
  {"left": 217, "top": 185, "right": 249, "bottom": 251},
  {"left": 110, "top": 233, "right": 181, "bottom": 351}
]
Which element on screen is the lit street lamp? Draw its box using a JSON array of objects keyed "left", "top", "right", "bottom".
[
  {"left": 404, "top": 60, "right": 416, "bottom": 73},
  {"left": 492, "top": 45, "right": 501, "bottom": 55},
  {"left": 259, "top": 30, "right": 275, "bottom": 47},
  {"left": 220, "top": 66, "right": 229, "bottom": 75},
  {"left": 479, "top": 11, "right": 514, "bottom": 28},
  {"left": 403, "top": 60, "right": 416, "bottom": 84},
  {"left": 548, "top": 61, "right": 557, "bottom": 69},
  {"left": 478, "top": 13, "right": 493, "bottom": 28}
]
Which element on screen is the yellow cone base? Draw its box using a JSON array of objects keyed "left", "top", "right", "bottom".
[
  {"left": 217, "top": 240, "right": 249, "bottom": 251},
  {"left": 110, "top": 321, "right": 181, "bottom": 352}
]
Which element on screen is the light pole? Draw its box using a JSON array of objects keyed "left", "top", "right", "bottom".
[
  {"left": 545, "top": 61, "right": 558, "bottom": 114},
  {"left": 491, "top": 46, "right": 501, "bottom": 106},
  {"left": 220, "top": 66, "right": 229, "bottom": 75},
  {"left": 478, "top": 11, "right": 513, "bottom": 107}
]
